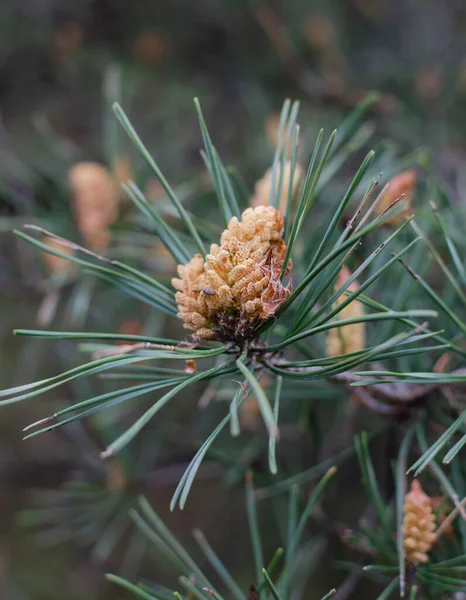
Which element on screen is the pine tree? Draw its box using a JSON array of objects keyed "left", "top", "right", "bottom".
[{"left": 4, "top": 94, "right": 466, "bottom": 599}]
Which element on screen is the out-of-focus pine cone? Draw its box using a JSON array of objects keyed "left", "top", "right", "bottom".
[
  {"left": 144, "top": 178, "right": 165, "bottom": 202},
  {"left": 264, "top": 115, "right": 303, "bottom": 159},
  {"left": 326, "top": 266, "right": 365, "bottom": 357},
  {"left": 251, "top": 161, "right": 303, "bottom": 215},
  {"left": 118, "top": 319, "right": 142, "bottom": 345},
  {"left": 132, "top": 31, "right": 166, "bottom": 65},
  {"left": 54, "top": 22, "right": 83, "bottom": 61},
  {"left": 402, "top": 480, "right": 436, "bottom": 564},
  {"left": 106, "top": 459, "right": 127, "bottom": 493},
  {"left": 41, "top": 237, "right": 75, "bottom": 276},
  {"left": 69, "top": 162, "right": 119, "bottom": 252},
  {"left": 264, "top": 113, "right": 282, "bottom": 149},
  {"left": 112, "top": 155, "right": 134, "bottom": 203},
  {"left": 376, "top": 169, "right": 416, "bottom": 226},
  {"left": 172, "top": 206, "right": 292, "bottom": 342},
  {"left": 302, "top": 14, "right": 336, "bottom": 51}
]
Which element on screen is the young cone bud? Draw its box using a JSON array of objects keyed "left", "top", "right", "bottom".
[
  {"left": 376, "top": 169, "right": 416, "bottom": 226},
  {"left": 326, "top": 266, "right": 365, "bottom": 357},
  {"left": 251, "top": 161, "right": 303, "bottom": 215},
  {"left": 402, "top": 480, "right": 436, "bottom": 564},
  {"left": 172, "top": 206, "right": 292, "bottom": 342}
]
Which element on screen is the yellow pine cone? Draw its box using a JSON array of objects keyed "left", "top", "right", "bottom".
[
  {"left": 172, "top": 206, "right": 292, "bottom": 342},
  {"left": 251, "top": 161, "right": 303, "bottom": 215},
  {"left": 402, "top": 480, "right": 436, "bottom": 564},
  {"left": 376, "top": 169, "right": 416, "bottom": 226},
  {"left": 326, "top": 266, "right": 365, "bottom": 357},
  {"left": 69, "top": 162, "right": 119, "bottom": 252}
]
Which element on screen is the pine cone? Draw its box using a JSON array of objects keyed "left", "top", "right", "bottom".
[
  {"left": 402, "top": 480, "right": 436, "bottom": 564},
  {"left": 326, "top": 266, "right": 365, "bottom": 357},
  {"left": 172, "top": 206, "right": 292, "bottom": 342}
]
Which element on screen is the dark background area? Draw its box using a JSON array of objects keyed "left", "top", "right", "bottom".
[{"left": 0, "top": 1, "right": 466, "bottom": 598}]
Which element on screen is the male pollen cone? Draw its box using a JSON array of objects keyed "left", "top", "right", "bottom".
[
  {"left": 376, "top": 169, "right": 416, "bottom": 226},
  {"left": 172, "top": 206, "right": 292, "bottom": 343},
  {"left": 69, "top": 162, "right": 119, "bottom": 252},
  {"left": 326, "top": 266, "right": 365, "bottom": 357},
  {"left": 402, "top": 479, "right": 436, "bottom": 564}
]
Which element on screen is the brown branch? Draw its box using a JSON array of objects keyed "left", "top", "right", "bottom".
[
  {"left": 351, "top": 386, "right": 406, "bottom": 415},
  {"left": 332, "top": 371, "right": 438, "bottom": 404},
  {"left": 267, "top": 353, "right": 466, "bottom": 412},
  {"left": 335, "top": 368, "right": 466, "bottom": 403},
  {"left": 23, "top": 224, "right": 116, "bottom": 265},
  {"left": 92, "top": 341, "right": 178, "bottom": 360},
  {"left": 435, "top": 495, "right": 466, "bottom": 539}
]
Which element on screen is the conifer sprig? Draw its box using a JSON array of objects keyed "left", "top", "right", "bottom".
[{"left": 0, "top": 96, "right": 449, "bottom": 509}]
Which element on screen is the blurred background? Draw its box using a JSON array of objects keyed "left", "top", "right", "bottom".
[{"left": 1, "top": 0, "right": 466, "bottom": 598}]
